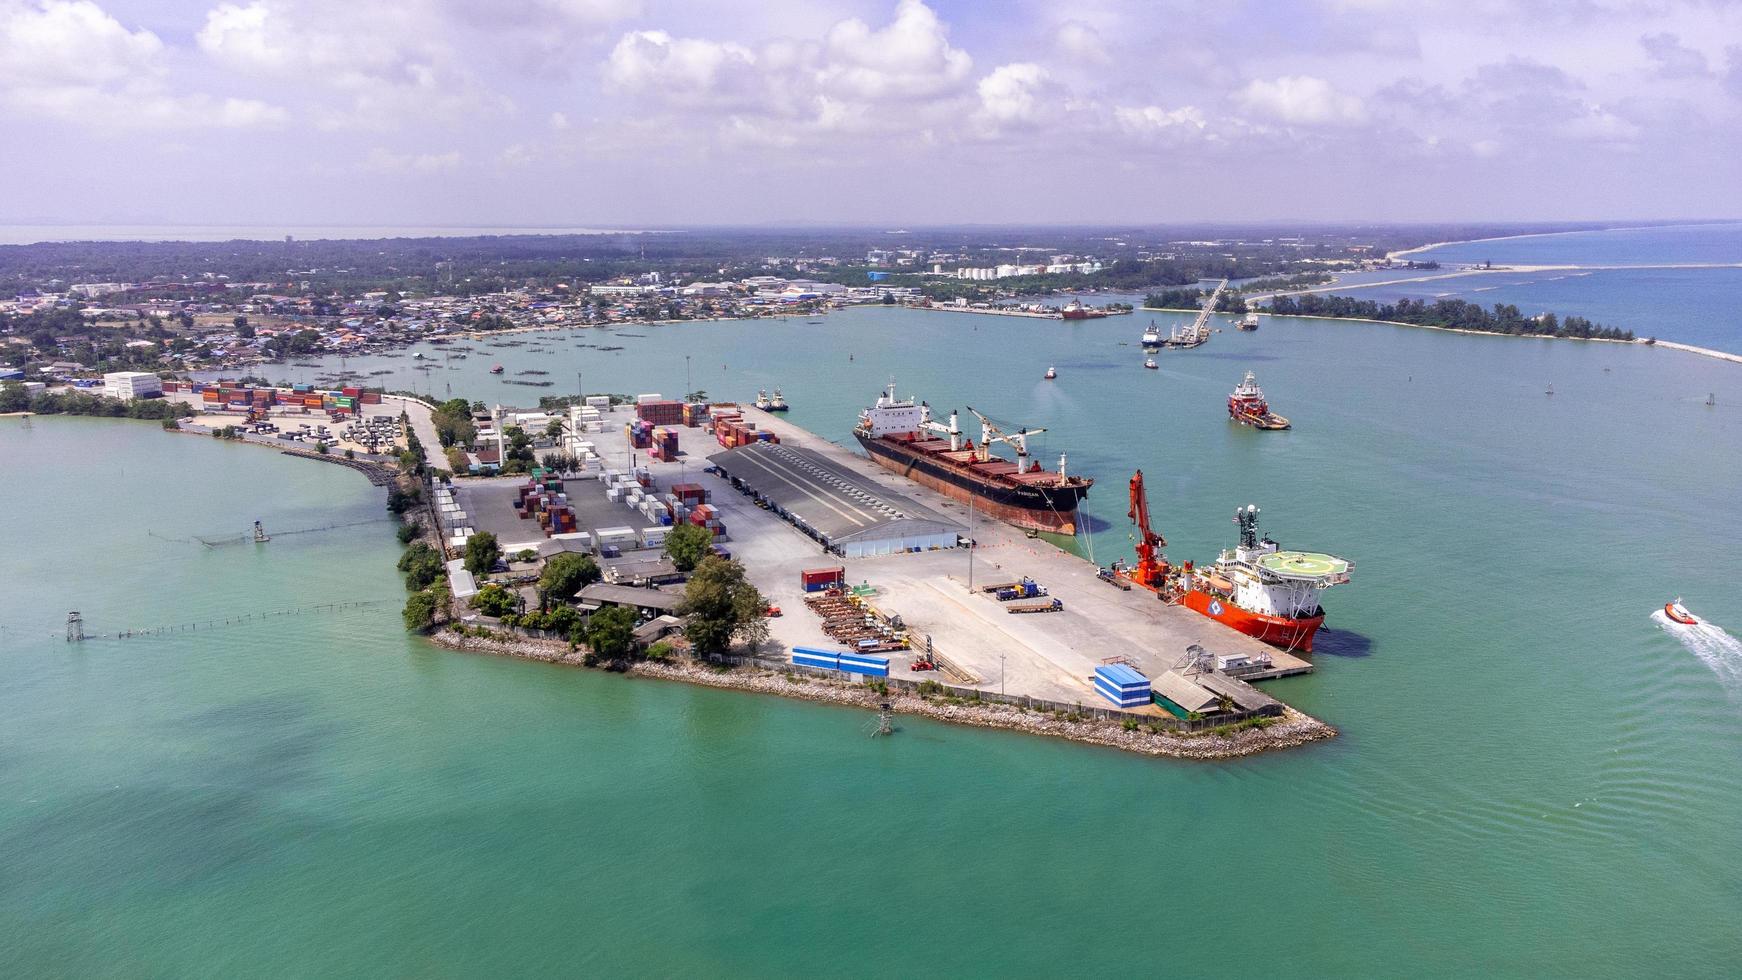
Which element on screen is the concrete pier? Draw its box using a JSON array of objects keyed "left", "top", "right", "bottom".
[{"left": 578, "top": 403, "right": 1314, "bottom": 714}]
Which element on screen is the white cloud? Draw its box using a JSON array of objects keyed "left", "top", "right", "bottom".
[
  {"left": 0, "top": 0, "right": 160, "bottom": 85},
  {"left": 596, "top": 1, "right": 977, "bottom": 143},
  {"left": 1054, "top": 20, "right": 1108, "bottom": 65},
  {"left": 0, "top": 0, "right": 283, "bottom": 129},
  {"left": 197, "top": 1, "right": 485, "bottom": 126},
  {"left": 1235, "top": 75, "right": 1366, "bottom": 125},
  {"left": 817, "top": 0, "right": 971, "bottom": 101},
  {"left": 976, "top": 62, "right": 1047, "bottom": 126},
  {"left": 1114, "top": 104, "right": 1207, "bottom": 136},
  {"left": 603, "top": 29, "right": 760, "bottom": 105}
]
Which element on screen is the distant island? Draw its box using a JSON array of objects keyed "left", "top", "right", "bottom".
[{"left": 1143, "top": 289, "right": 1632, "bottom": 341}]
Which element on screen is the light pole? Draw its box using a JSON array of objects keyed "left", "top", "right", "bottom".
[
  {"left": 966, "top": 492, "right": 976, "bottom": 593},
  {"left": 1000, "top": 653, "right": 1006, "bottom": 697}
]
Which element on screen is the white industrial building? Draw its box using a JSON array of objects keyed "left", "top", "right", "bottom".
[{"left": 102, "top": 371, "right": 162, "bottom": 400}]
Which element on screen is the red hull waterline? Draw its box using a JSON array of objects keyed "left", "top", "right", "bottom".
[
  {"left": 1183, "top": 589, "right": 1324, "bottom": 652},
  {"left": 866, "top": 453, "right": 1079, "bottom": 535}
]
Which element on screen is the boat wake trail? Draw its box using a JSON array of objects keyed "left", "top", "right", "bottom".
[{"left": 1652, "top": 609, "right": 1742, "bottom": 695}]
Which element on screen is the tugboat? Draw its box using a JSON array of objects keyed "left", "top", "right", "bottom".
[
  {"left": 1143, "top": 357, "right": 1158, "bottom": 370},
  {"left": 1227, "top": 371, "right": 1290, "bottom": 429},
  {"left": 767, "top": 388, "right": 789, "bottom": 411},
  {"left": 1060, "top": 299, "right": 1107, "bottom": 321},
  {"left": 1179, "top": 505, "right": 1352, "bottom": 652},
  {"left": 1239, "top": 312, "right": 1260, "bottom": 331},
  {"left": 1664, "top": 598, "right": 1701, "bottom": 626},
  {"left": 1044, "top": 365, "right": 1057, "bottom": 380},
  {"left": 754, "top": 389, "right": 772, "bottom": 411},
  {"left": 489, "top": 364, "right": 504, "bottom": 374},
  {"left": 1141, "top": 322, "right": 1162, "bottom": 348}
]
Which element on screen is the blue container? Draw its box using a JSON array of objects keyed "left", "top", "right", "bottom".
[
  {"left": 1094, "top": 663, "right": 1151, "bottom": 707},
  {"left": 837, "top": 653, "right": 891, "bottom": 677},
  {"left": 792, "top": 648, "right": 842, "bottom": 671}
]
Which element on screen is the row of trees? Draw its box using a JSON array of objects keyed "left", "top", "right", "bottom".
[
  {"left": 0, "top": 384, "right": 193, "bottom": 420},
  {"left": 1263, "top": 295, "right": 1634, "bottom": 340}
]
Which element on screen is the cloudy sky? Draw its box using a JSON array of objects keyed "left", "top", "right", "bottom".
[{"left": 3, "top": 0, "right": 1740, "bottom": 227}]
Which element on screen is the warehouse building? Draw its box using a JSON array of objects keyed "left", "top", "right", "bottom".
[
  {"left": 102, "top": 371, "right": 162, "bottom": 401},
  {"left": 708, "top": 441, "right": 963, "bottom": 558}
]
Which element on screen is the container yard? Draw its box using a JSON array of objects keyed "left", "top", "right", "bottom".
[{"left": 436, "top": 397, "right": 1313, "bottom": 715}]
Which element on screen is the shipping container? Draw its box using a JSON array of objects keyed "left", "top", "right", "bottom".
[
  {"left": 837, "top": 653, "right": 891, "bottom": 677},
  {"left": 801, "top": 567, "right": 846, "bottom": 592},
  {"left": 792, "top": 648, "right": 843, "bottom": 671}
]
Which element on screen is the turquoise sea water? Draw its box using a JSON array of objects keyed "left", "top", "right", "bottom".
[
  {"left": 11, "top": 246, "right": 1742, "bottom": 974},
  {"left": 1412, "top": 222, "right": 1742, "bottom": 266},
  {"left": 1353, "top": 224, "right": 1742, "bottom": 353}
]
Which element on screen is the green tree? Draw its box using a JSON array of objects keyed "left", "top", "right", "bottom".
[
  {"left": 464, "top": 531, "right": 501, "bottom": 576},
  {"left": 538, "top": 553, "right": 600, "bottom": 609},
  {"left": 585, "top": 605, "right": 637, "bottom": 664},
  {"left": 678, "top": 556, "right": 768, "bottom": 655},
  {"left": 0, "top": 382, "right": 27, "bottom": 413},
  {"left": 396, "top": 541, "right": 444, "bottom": 591},
  {"left": 402, "top": 582, "right": 448, "bottom": 631},
  {"left": 387, "top": 482, "right": 422, "bottom": 514},
  {"left": 471, "top": 583, "right": 520, "bottom": 618},
  {"left": 663, "top": 523, "right": 714, "bottom": 573}
]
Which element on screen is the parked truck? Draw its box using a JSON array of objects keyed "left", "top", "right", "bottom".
[{"left": 993, "top": 578, "right": 1046, "bottom": 602}]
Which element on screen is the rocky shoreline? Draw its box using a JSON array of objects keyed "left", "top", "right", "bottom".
[{"left": 427, "top": 628, "right": 1338, "bottom": 761}]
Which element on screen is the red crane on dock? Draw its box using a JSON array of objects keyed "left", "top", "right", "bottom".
[{"left": 1124, "top": 470, "right": 1171, "bottom": 591}]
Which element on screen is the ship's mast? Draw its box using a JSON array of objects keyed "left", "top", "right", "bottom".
[{"left": 1236, "top": 504, "right": 1260, "bottom": 549}]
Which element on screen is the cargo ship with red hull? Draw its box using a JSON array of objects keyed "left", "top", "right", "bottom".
[{"left": 854, "top": 382, "right": 1092, "bottom": 534}]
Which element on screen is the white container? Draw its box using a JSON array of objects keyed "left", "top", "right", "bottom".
[
  {"left": 635, "top": 393, "right": 662, "bottom": 404},
  {"left": 585, "top": 395, "right": 611, "bottom": 410}
]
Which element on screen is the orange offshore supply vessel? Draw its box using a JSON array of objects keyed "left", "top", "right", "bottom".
[
  {"left": 1114, "top": 471, "right": 1352, "bottom": 652},
  {"left": 853, "top": 382, "right": 1092, "bottom": 534}
]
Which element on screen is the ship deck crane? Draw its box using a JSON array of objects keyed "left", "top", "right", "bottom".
[
  {"left": 1124, "top": 469, "right": 1170, "bottom": 591},
  {"left": 964, "top": 406, "right": 1051, "bottom": 473}
]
